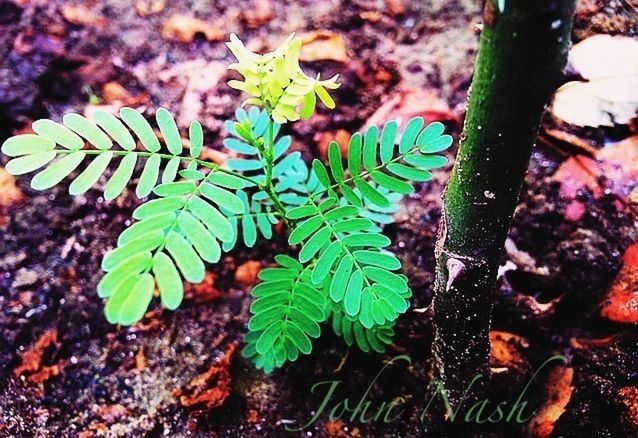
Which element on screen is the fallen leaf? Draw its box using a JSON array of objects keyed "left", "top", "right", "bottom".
[
  {"left": 0, "top": 167, "right": 23, "bottom": 207},
  {"left": 135, "top": 0, "right": 166, "bottom": 17},
  {"left": 385, "top": 0, "right": 406, "bottom": 16},
  {"left": 235, "top": 261, "right": 261, "bottom": 286},
  {"left": 540, "top": 128, "right": 598, "bottom": 158},
  {"left": 600, "top": 243, "right": 638, "bottom": 324},
  {"left": 360, "top": 11, "right": 383, "bottom": 22},
  {"left": 174, "top": 343, "right": 236, "bottom": 411},
  {"left": 161, "top": 15, "right": 224, "bottom": 43},
  {"left": 314, "top": 129, "right": 351, "bottom": 157},
  {"left": 618, "top": 387, "right": 638, "bottom": 432},
  {"left": 135, "top": 346, "right": 146, "bottom": 371},
  {"left": 568, "top": 335, "right": 616, "bottom": 349},
  {"left": 13, "top": 329, "right": 63, "bottom": 385},
  {"left": 489, "top": 331, "right": 530, "bottom": 374},
  {"left": 300, "top": 31, "right": 348, "bottom": 63},
  {"left": 184, "top": 272, "right": 222, "bottom": 303},
  {"left": 596, "top": 135, "right": 638, "bottom": 194},
  {"left": 246, "top": 409, "right": 261, "bottom": 424},
  {"left": 60, "top": 5, "right": 105, "bottom": 27},
  {"left": 552, "top": 35, "right": 638, "bottom": 127},
  {"left": 325, "top": 419, "right": 347, "bottom": 437},
  {"left": 241, "top": 0, "right": 273, "bottom": 28},
  {"left": 552, "top": 155, "right": 602, "bottom": 198},
  {"left": 527, "top": 365, "right": 574, "bottom": 437},
  {"left": 157, "top": 59, "right": 226, "bottom": 126},
  {"left": 102, "top": 81, "right": 147, "bottom": 106},
  {"left": 363, "top": 89, "right": 457, "bottom": 131}
]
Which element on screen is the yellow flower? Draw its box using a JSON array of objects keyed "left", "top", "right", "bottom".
[{"left": 226, "top": 33, "right": 340, "bottom": 124}]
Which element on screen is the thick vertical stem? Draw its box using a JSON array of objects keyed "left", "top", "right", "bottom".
[{"left": 432, "top": 0, "right": 576, "bottom": 402}]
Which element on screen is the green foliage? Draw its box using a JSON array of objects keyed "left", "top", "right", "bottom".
[
  {"left": 1, "top": 33, "right": 453, "bottom": 373},
  {"left": 1, "top": 107, "right": 206, "bottom": 199},
  {"left": 242, "top": 255, "right": 328, "bottom": 372}
]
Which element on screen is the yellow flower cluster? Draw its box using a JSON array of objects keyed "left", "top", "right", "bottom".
[{"left": 226, "top": 33, "right": 341, "bottom": 124}]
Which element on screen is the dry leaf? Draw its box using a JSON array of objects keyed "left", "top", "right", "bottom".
[
  {"left": 552, "top": 35, "right": 638, "bottom": 127},
  {"left": 385, "top": 0, "right": 406, "bottom": 16},
  {"left": 13, "top": 329, "right": 63, "bottom": 385},
  {"left": 596, "top": 135, "right": 638, "bottom": 194},
  {"left": 527, "top": 365, "right": 574, "bottom": 437},
  {"left": 489, "top": 331, "right": 530, "bottom": 374},
  {"left": 0, "top": 167, "right": 23, "bottom": 207},
  {"left": 174, "top": 343, "right": 236, "bottom": 411},
  {"left": 241, "top": 0, "right": 273, "bottom": 28},
  {"left": 235, "top": 261, "right": 262, "bottom": 286},
  {"left": 552, "top": 155, "right": 602, "bottom": 198},
  {"left": 314, "top": 129, "right": 351, "bottom": 157},
  {"left": 161, "top": 15, "right": 224, "bottom": 43},
  {"left": 184, "top": 272, "right": 222, "bottom": 303},
  {"left": 300, "top": 31, "right": 348, "bottom": 63},
  {"left": 135, "top": 0, "right": 166, "bottom": 17},
  {"left": 600, "top": 243, "right": 638, "bottom": 324},
  {"left": 158, "top": 59, "right": 226, "bottom": 126},
  {"left": 364, "top": 89, "right": 457, "bottom": 131},
  {"left": 60, "top": 5, "right": 105, "bottom": 27}
]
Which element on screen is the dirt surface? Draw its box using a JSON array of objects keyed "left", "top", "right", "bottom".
[{"left": 1, "top": 0, "right": 637, "bottom": 437}]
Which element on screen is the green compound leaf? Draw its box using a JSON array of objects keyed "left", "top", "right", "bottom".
[
  {"left": 243, "top": 258, "right": 328, "bottom": 373},
  {"left": 1, "top": 107, "right": 213, "bottom": 200},
  {"left": 95, "top": 169, "right": 250, "bottom": 325}
]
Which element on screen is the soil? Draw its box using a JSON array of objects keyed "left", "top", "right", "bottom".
[{"left": 1, "top": 0, "right": 637, "bottom": 437}]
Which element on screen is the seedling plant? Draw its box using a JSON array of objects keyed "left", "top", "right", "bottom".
[{"left": 1, "top": 34, "right": 452, "bottom": 372}]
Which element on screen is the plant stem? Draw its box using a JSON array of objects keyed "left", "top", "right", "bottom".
[
  {"left": 431, "top": 0, "right": 576, "bottom": 402},
  {"left": 260, "top": 117, "right": 290, "bottom": 226}
]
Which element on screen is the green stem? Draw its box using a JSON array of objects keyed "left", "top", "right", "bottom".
[
  {"left": 259, "top": 117, "right": 290, "bottom": 227},
  {"left": 431, "top": 0, "right": 576, "bottom": 403}
]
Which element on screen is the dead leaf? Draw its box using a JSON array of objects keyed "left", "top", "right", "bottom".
[
  {"left": 489, "top": 331, "right": 530, "bottom": 374},
  {"left": 300, "top": 31, "right": 348, "bottom": 63},
  {"left": 596, "top": 135, "right": 638, "bottom": 194},
  {"left": 568, "top": 335, "right": 616, "bottom": 349},
  {"left": 0, "top": 167, "right": 23, "bottom": 207},
  {"left": 60, "top": 5, "right": 105, "bottom": 27},
  {"left": 314, "top": 129, "right": 351, "bottom": 157},
  {"left": 235, "top": 261, "right": 261, "bottom": 286},
  {"left": 102, "top": 81, "right": 147, "bottom": 106},
  {"left": 241, "top": 0, "right": 273, "bottom": 28},
  {"left": 552, "top": 35, "right": 638, "bottom": 127},
  {"left": 618, "top": 387, "right": 638, "bottom": 432},
  {"left": 360, "top": 11, "right": 383, "bottom": 22},
  {"left": 174, "top": 343, "right": 236, "bottom": 411},
  {"left": 552, "top": 155, "right": 602, "bottom": 198},
  {"left": 161, "top": 15, "right": 224, "bottom": 43},
  {"left": 385, "top": 0, "right": 406, "bottom": 16},
  {"left": 184, "top": 272, "right": 222, "bottom": 303},
  {"left": 600, "top": 243, "right": 638, "bottom": 324},
  {"left": 13, "top": 329, "right": 63, "bottom": 385},
  {"left": 363, "top": 89, "right": 457, "bottom": 131},
  {"left": 135, "top": 0, "right": 166, "bottom": 17},
  {"left": 135, "top": 346, "right": 146, "bottom": 371},
  {"left": 246, "top": 409, "right": 261, "bottom": 424},
  {"left": 540, "top": 128, "right": 598, "bottom": 158},
  {"left": 157, "top": 59, "right": 226, "bottom": 126},
  {"left": 527, "top": 365, "right": 574, "bottom": 437}
]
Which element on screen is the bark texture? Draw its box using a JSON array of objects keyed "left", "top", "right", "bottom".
[{"left": 432, "top": 0, "right": 576, "bottom": 402}]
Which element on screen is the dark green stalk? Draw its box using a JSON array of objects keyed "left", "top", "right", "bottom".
[{"left": 431, "top": 0, "right": 576, "bottom": 402}]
